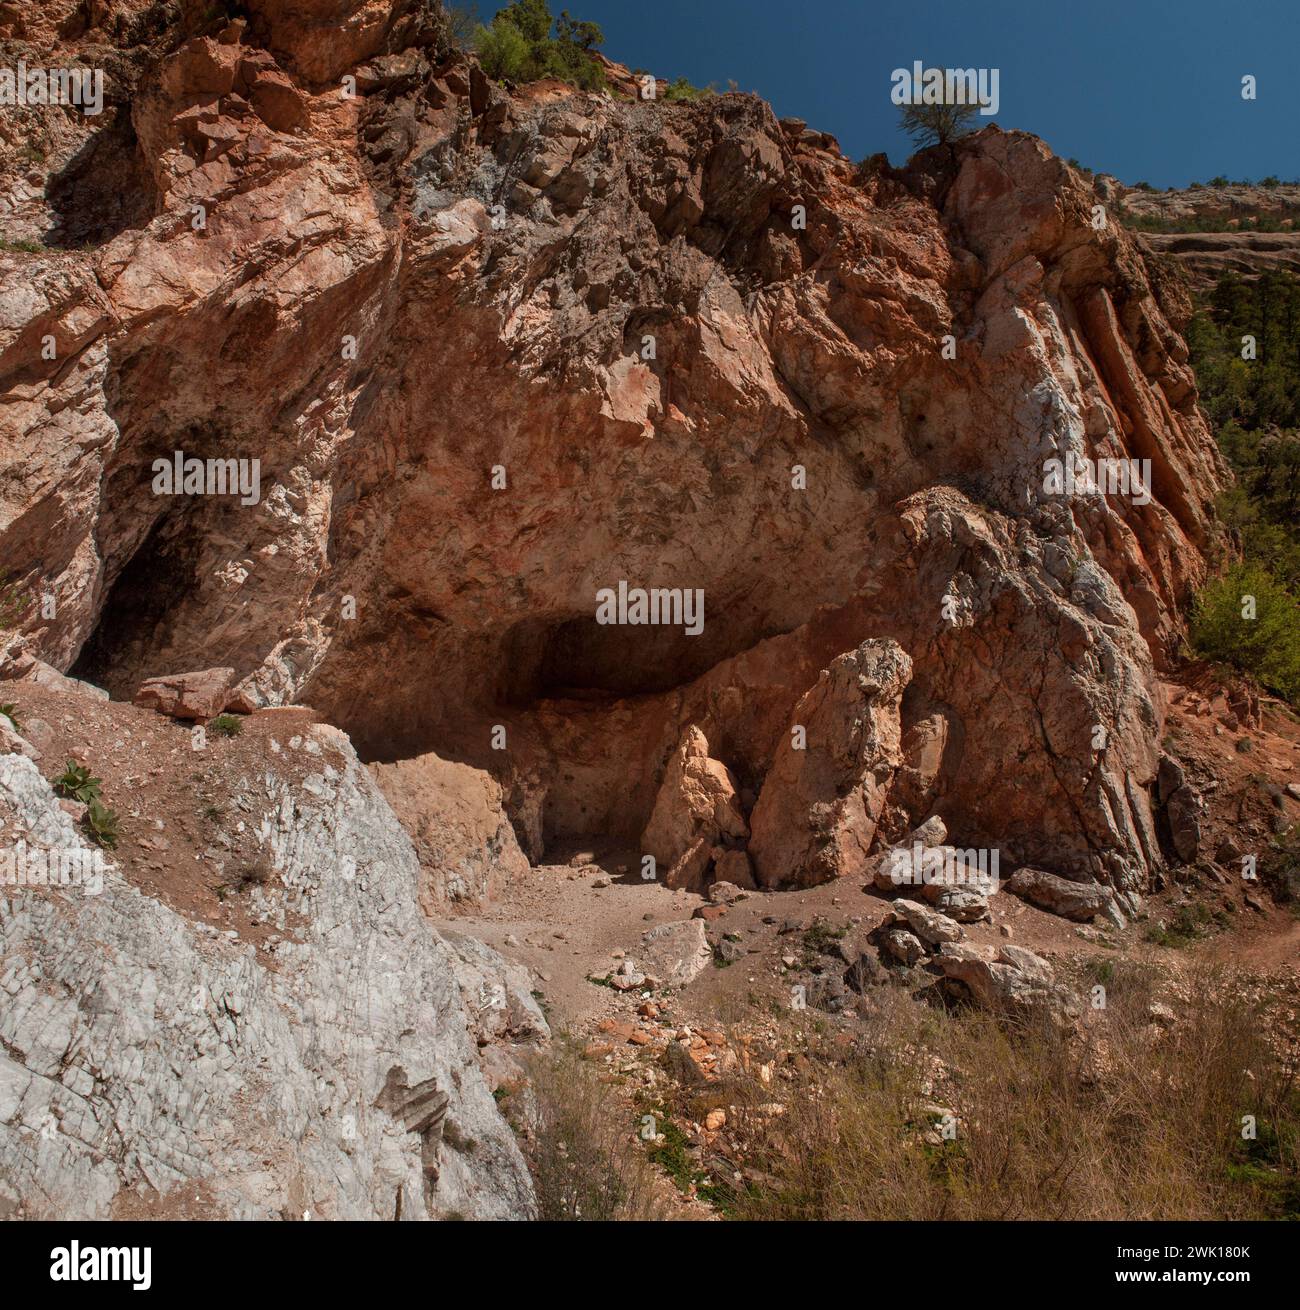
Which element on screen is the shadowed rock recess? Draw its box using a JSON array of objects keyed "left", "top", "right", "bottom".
[{"left": 0, "top": 0, "right": 1234, "bottom": 1215}]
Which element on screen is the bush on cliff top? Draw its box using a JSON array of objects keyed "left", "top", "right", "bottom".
[{"left": 473, "top": 0, "right": 606, "bottom": 91}]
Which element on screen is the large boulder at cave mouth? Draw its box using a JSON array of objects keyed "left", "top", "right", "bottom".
[
  {"left": 749, "top": 639, "right": 912, "bottom": 889},
  {"left": 640, "top": 725, "right": 748, "bottom": 891}
]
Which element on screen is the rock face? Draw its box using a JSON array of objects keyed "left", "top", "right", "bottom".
[
  {"left": 749, "top": 640, "right": 911, "bottom": 888},
  {"left": 438, "top": 928, "right": 550, "bottom": 1093},
  {"left": 0, "top": 733, "right": 535, "bottom": 1220},
  {"left": 1140, "top": 231, "right": 1300, "bottom": 287},
  {"left": 0, "top": 3, "right": 1228, "bottom": 903},
  {"left": 370, "top": 750, "right": 530, "bottom": 907},
  {"left": 1157, "top": 754, "right": 1202, "bottom": 864},
  {"left": 640, "top": 726, "right": 748, "bottom": 890},
  {"left": 1094, "top": 179, "right": 1300, "bottom": 287}
]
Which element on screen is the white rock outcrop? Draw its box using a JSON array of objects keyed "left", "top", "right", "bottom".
[{"left": 0, "top": 734, "right": 535, "bottom": 1220}]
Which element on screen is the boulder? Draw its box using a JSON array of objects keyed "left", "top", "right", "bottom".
[
  {"left": 883, "top": 928, "right": 925, "bottom": 965},
  {"left": 640, "top": 726, "right": 748, "bottom": 890},
  {"left": 638, "top": 919, "right": 713, "bottom": 987},
  {"left": 1005, "top": 867, "right": 1124, "bottom": 926},
  {"left": 890, "top": 897, "right": 964, "bottom": 945},
  {"left": 936, "top": 943, "right": 1079, "bottom": 1020},
  {"left": 931, "top": 886, "right": 993, "bottom": 922},
  {"left": 134, "top": 668, "right": 236, "bottom": 720},
  {"left": 749, "top": 640, "right": 911, "bottom": 888},
  {"left": 878, "top": 839, "right": 997, "bottom": 919},
  {"left": 872, "top": 815, "right": 949, "bottom": 890}
]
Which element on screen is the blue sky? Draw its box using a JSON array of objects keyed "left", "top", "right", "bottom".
[{"left": 475, "top": 0, "right": 1298, "bottom": 188}]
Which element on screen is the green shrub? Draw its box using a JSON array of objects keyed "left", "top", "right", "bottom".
[
  {"left": 1260, "top": 824, "right": 1300, "bottom": 905},
  {"left": 53, "top": 761, "right": 103, "bottom": 804},
  {"left": 662, "top": 76, "right": 713, "bottom": 101},
  {"left": 84, "top": 798, "right": 120, "bottom": 850},
  {"left": 0, "top": 702, "right": 20, "bottom": 733},
  {"left": 1187, "top": 270, "right": 1300, "bottom": 706},
  {"left": 209, "top": 713, "right": 243, "bottom": 737},
  {"left": 1143, "top": 901, "right": 1216, "bottom": 948},
  {"left": 1190, "top": 562, "right": 1300, "bottom": 702},
  {"left": 476, "top": 15, "right": 531, "bottom": 80},
  {"left": 474, "top": 0, "right": 605, "bottom": 91}
]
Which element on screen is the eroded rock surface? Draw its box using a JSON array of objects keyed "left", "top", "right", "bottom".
[
  {"left": 370, "top": 749, "right": 529, "bottom": 907},
  {"left": 640, "top": 725, "right": 747, "bottom": 890},
  {"left": 0, "top": 731, "right": 534, "bottom": 1220},
  {"left": 749, "top": 640, "right": 910, "bottom": 888},
  {"left": 1, "top": 7, "right": 1228, "bottom": 910}
]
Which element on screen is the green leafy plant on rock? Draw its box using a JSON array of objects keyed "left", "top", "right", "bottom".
[
  {"left": 84, "top": 798, "right": 121, "bottom": 850},
  {"left": 1190, "top": 562, "right": 1300, "bottom": 703},
  {"left": 53, "top": 761, "right": 103, "bottom": 804}
]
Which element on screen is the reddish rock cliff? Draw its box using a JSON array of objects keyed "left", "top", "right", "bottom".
[{"left": 1, "top": 1, "right": 1228, "bottom": 895}]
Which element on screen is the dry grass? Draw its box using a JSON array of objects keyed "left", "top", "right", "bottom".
[
  {"left": 510, "top": 964, "right": 1299, "bottom": 1221},
  {"left": 704, "top": 964, "right": 1300, "bottom": 1220},
  {"left": 510, "top": 1039, "right": 673, "bottom": 1221}
]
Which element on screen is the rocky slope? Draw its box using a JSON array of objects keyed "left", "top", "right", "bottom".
[
  {"left": 1098, "top": 177, "right": 1300, "bottom": 286},
  {"left": 1112, "top": 178, "right": 1300, "bottom": 226},
  {"left": 1, "top": 0, "right": 1234, "bottom": 910},
  {"left": 0, "top": 674, "right": 539, "bottom": 1219}
]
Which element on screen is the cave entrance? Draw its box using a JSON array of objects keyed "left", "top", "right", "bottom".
[
  {"left": 71, "top": 510, "right": 204, "bottom": 697},
  {"left": 495, "top": 607, "right": 739, "bottom": 705}
]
